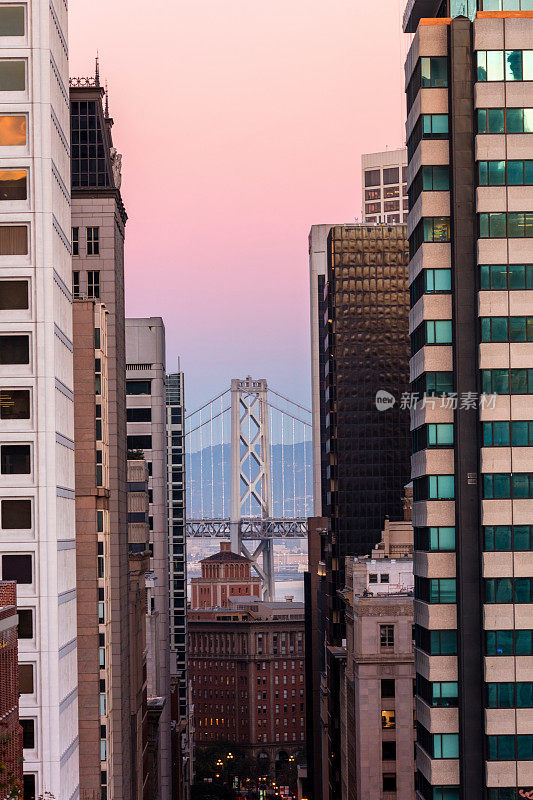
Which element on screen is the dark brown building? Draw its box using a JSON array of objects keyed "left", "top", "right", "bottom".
[
  {"left": 0, "top": 581, "right": 22, "bottom": 800},
  {"left": 188, "top": 546, "right": 305, "bottom": 779}
]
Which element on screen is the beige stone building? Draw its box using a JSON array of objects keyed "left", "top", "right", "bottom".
[{"left": 340, "top": 555, "right": 415, "bottom": 800}]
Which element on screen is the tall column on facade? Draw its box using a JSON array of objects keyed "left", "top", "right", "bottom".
[{"left": 0, "top": 4, "right": 78, "bottom": 798}]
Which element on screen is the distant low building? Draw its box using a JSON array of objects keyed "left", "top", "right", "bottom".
[
  {"left": 190, "top": 542, "right": 262, "bottom": 608},
  {"left": 188, "top": 543, "right": 306, "bottom": 779}
]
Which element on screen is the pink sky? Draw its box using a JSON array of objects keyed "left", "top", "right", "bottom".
[{"left": 69, "top": 0, "right": 407, "bottom": 409}]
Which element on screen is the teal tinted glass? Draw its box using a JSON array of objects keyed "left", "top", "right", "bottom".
[
  {"left": 432, "top": 115, "right": 448, "bottom": 134},
  {"left": 436, "top": 424, "right": 453, "bottom": 445},
  {"left": 512, "top": 420, "right": 528, "bottom": 444},
  {"left": 495, "top": 474, "right": 511, "bottom": 497},
  {"left": 514, "top": 526, "right": 532, "bottom": 550},
  {"left": 509, "top": 263, "right": 526, "bottom": 288},
  {"left": 494, "top": 421, "right": 511, "bottom": 445},
  {"left": 506, "top": 50, "right": 523, "bottom": 80},
  {"left": 511, "top": 369, "right": 528, "bottom": 392},
  {"left": 479, "top": 161, "right": 488, "bottom": 185},
  {"left": 525, "top": 161, "right": 533, "bottom": 184},
  {"left": 478, "top": 109, "right": 487, "bottom": 132},
  {"left": 493, "top": 317, "right": 509, "bottom": 341},
  {"left": 480, "top": 214, "right": 489, "bottom": 238},
  {"left": 422, "top": 166, "right": 433, "bottom": 190},
  {"left": 513, "top": 473, "right": 530, "bottom": 498},
  {"left": 439, "top": 579, "right": 456, "bottom": 603},
  {"left": 508, "top": 160, "right": 524, "bottom": 184},
  {"left": 516, "top": 630, "right": 533, "bottom": 654},
  {"left": 508, "top": 212, "right": 524, "bottom": 237},
  {"left": 433, "top": 269, "right": 451, "bottom": 291},
  {"left": 524, "top": 108, "right": 533, "bottom": 132},
  {"left": 517, "top": 683, "right": 533, "bottom": 707},
  {"left": 434, "top": 320, "right": 452, "bottom": 343},
  {"left": 510, "top": 316, "right": 526, "bottom": 341},
  {"left": 477, "top": 50, "right": 487, "bottom": 80},
  {"left": 489, "top": 160, "right": 506, "bottom": 184},
  {"left": 515, "top": 577, "right": 533, "bottom": 601},
  {"left": 507, "top": 107, "right": 523, "bottom": 132},
  {"left": 434, "top": 165, "right": 449, "bottom": 189},
  {"left": 492, "top": 213, "right": 507, "bottom": 237}
]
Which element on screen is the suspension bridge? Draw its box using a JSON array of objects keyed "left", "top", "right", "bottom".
[{"left": 184, "top": 376, "right": 312, "bottom": 600}]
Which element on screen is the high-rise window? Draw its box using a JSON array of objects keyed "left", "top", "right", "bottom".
[
  {"left": 0, "top": 169, "right": 26, "bottom": 200},
  {"left": 72, "top": 227, "right": 79, "bottom": 256},
  {"left": 380, "top": 624, "right": 394, "bottom": 649},
  {"left": 72, "top": 271, "right": 80, "bottom": 298},
  {"left": 0, "top": 225, "right": 27, "bottom": 254},
  {"left": 87, "top": 226, "right": 99, "bottom": 256},
  {"left": 0, "top": 279, "right": 28, "bottom": 309},
  {"left": 0, "top": 7, "right": 24, "bottom": 36},
  {"left": 0, "top": 115, "right": 25, "bottom": 145},
  {"left": 88, "top": 270, "right": 100, "bottom": 299},
  {"left": 0, "top": 389, "right": 30, "bottom": 419},
  {"left": 0, "top": 60, "right": 25, "bottom": 91}
]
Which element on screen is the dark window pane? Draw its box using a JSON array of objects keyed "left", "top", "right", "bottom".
[
  {"left": 0, "top": 279, "right": 27, "bottom": 308},
  {"left": 0, "top": 60, "right": 25, "bottom": 91},
  {"left": 1, "top": 444, "right": 30, "bottom": 474},
  {"left": 1, "top": 499, "right": 31, "bottom": 528},
  {"left": 17, "top": 608, "right": 33, "bottom": 639},
  {"left": 126, "top": 380, "right": 151, "bottom": 396},
  {"left": 0, "top": 334, "right": 29, "bottom": 364},
  {"left": 2, "top": 553, "right": 32, "bottom": 583},
  {"left": 0, "top": 7, "right": 24, "bottom": 36},
  {"left": 20, "top": 719, "right": 34, "bottom": 749},
  {"left": 19, "top": 663, "right": 33, "bottom": 693},
  {"left": 0, "top": 389, "right": 30, "bottom": 419},
  {"left": 0, "top": 224, "right": 27, "bottom": 254}
]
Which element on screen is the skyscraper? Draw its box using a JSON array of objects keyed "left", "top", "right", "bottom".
[
  {"left": 125, "top": 316, "right": 172, "bottom": 800},
  {"left": 404, "top": 3, "right": 533, "bottom": 797},
  {"left": 166, "top": 370, "right": 190, "bottom": 798},
  {"left": 70, "top": 72, "right": 131, "bottom": 800},
  {"left": 307, "top": 223, "right": 411, "bottom": 799},
  {"left": 0, "top": 3, "right": 78, "bottom": 797}
]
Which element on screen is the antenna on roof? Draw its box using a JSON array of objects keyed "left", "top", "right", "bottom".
[
  {"left": 105, "top": 81, "right": 109, "bottom": 118},
  {"left": 95, "top": 52, "right": 100, "bottom": 87}
]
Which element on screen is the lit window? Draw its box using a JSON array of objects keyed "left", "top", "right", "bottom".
[
  {"left": 0, "top": 169, "right": 26, "bottom": 200},
  {"left": 0, "top": 115, "right": 25, "bottom": 145}
]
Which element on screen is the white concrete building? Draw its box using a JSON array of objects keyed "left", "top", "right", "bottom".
[
  {"left": 0, "top": 2, "right": 78, "bottom": 798},
  {"left": 126, "top": 317, "right": 171, "bottom": 800},
  {"left": 361, "top": 148, "right": 408, "bottom": 223}
]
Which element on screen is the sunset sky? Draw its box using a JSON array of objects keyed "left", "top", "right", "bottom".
[{"left": 69, "top": 0, "right": 408, "bottom": 410}]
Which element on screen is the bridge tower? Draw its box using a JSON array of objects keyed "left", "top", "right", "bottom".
[{"left": 230, "top": 377, "right": 275, "bottom": 600}]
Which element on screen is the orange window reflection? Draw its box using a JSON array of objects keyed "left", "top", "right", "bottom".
[
  {"left": 0, "top": 115, "right": 25, "bottom": 145},
  {"left": 0, "top": 170, "right": 27, "bottom": 200}
]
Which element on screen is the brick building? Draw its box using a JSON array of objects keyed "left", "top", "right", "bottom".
[
  {"left": 0, "top": 581, "right": 22, "bottom": 800},
  {"left": 188, "top": 545, "right": 305, "bottom": 778},
  {"left": 190, "top": 543, "right": 261, "bottom": 609}
]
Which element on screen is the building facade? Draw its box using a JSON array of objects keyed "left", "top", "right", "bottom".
[
  {"left": 188, "top": 545, "right": 306, "bottom": 776},
  {"left": 73, "top": 299, "right": 115, "bottom": 800},
  {"left": 166, "top": 370, "right": 190, "bottom": 799},
  {"left": 126, "top": 317, "right": 172, "bottom": 800},
  {"left": 70, "top": 73, "right": 131, "bottom": 800},
  {"left": 0, "top": 581, "right": 22, "bottom": 800},
  {"left": 307, "top": 222, "right": 411, "bottom": 799},
  {"left": 361, "top": 149, "right": 409, "bottom": 224},
  {"left": 190, "top": 543, "right": 262, "bottom": 609},
  {"left": 0, "top": 3, "right": 78, "bottom": 797},
  {"left": 403, "top": 3, "right": 533, "bottom": 797},
  {"left": 342, "top": 557, "right": 415, "bottom": 800}
]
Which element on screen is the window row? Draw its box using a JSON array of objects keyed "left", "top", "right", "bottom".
[
  {"left": 480, "top": 263, "right": 533, "bottom": 290},
  {"left": 477, "top": 50, "right": 533, "bottom": 82},
  {"left": 410, "top": 268, "right": 452, "bottom": 306},
  {"left": 485, "top": 525, "right": 533, "bottom": 552},
  {"left": 478, "top": 107, "right": 533, "bottom": 134},
  {"left": 72, "top": 226, "right": 99, "bottom": 257},
  {"left": 415, "top": 625, "right": 457, "bottom": 655},
  {"left": 406, "top": 57, "right": 448, "bottom": 113},
  {"left": 484, "top": 473, "right": 533, "bottom": 499},
  {"left": 416, "top": 675, "right": 458, "bottom": 708},
  {"left": 407, "top": 114, "right": 449, "bottom": 160},
  {"left": 483, "top": 421, "right": 533, "bottom": 447},
  {"left": 486, "top": 577, "right": 533, "bottom": 603},
  {"left": 479, "top": 159, "right": 533, "bottom": 186},
  {"left": 411, "top": 320, "right": 452, "bottom": 356},
  {"left": 487, "top": 734, "right": 533, "bottom": 760},
  {"left": 487, "top": 629, "right": 533, "bottom": 655},
  {"left": 412, "top": 423, "right": 454, "bottom": 453},
  {"left": 487, "top": 681, "right": 533, "bottom": 708},
  {"left": 415, "top": 577, "right": 457, "bottom": 604},
  {"left": 409, "top": 165, "right": 450, "bottom": 208},
  {"left": 479, "top": 212, "right": 533, "bottom": 239},
  {"left": 411, "top": 371, "right": 454, "bottom": 398},
  {"left": 417, "top": 724, "right": 459, "bottom": 759},
  {"left": 416, "top": 773, "right": 459, "bottom": 800},
  {"left": 414, "top": 526, "right": 456, "bottom": 552},
  {"left": 410, "top": 217, "right": 450, "bottom": 257},
  {"left": 482, "top": 369, "right": 533, "bottom": 394},
  {"left": 481, "top": 316, "right": 533, "bottom": 342},
  {"left": 413, "top": 475, "right": 455, "bottom": 501}
]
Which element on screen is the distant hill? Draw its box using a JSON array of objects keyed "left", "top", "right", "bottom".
[{"left": 185, "top": 440, "right": 312, "bottom": 518}]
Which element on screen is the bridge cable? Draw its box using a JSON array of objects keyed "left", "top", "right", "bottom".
[
  {"left": 268, "top": 387, "right": 311, "bottom": 415},
  {"left": 185, "top": 388, "right": 230, "bottom": 421},
  {"left": 185, "top": 406, "right": 230, "bottom": 436}
]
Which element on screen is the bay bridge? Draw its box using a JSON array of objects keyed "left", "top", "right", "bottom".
[{"left": 184, "top": 377, "right": 312, "bottom": 600}]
